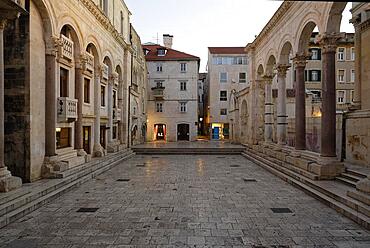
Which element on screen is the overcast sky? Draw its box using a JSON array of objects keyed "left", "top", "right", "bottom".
[{"left": 125, "top": 0, "right": 354, "bottom": 73}]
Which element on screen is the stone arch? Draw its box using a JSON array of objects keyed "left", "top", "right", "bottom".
[
  {"left": 59, "top": 24, "right": 82, "bottom": 61},
  {"left": 85, "top": 36, "right": 102, "bottom": 62},
  {"left": 257, "top": 64, "right": 264, "bottom": 80},
  {"left": 264, "top": 49, "right": 277, "bottom": 73},
  {"left": 278, "top": 41, "right": 293, "bottom": 65},
  {"left": 297, "top": 21, "right": 319, "bottom": 55},
  {"left": 324, "top": 2, "right": 348, "bottom": 33},
  {"left": 115, "top": 65, "right": 122, "bottom": 81},
  {"left": 103, "top": 56, "right": 113, "bottom": 75},
  {"left": 240, "top": 100, "right": 248, "bottom": 128},
  {"left": 57, "top": 15, "right": 84, "bottom": 54},
  {"left": 32, "top": 0, "right": 55, "bottom": 43},
  {"left": 265, "top": 55, "right": 276, "bottom": 75},
  {"left": 102, "top": 50, "right": 114, "bottom": 68},
  {"left": 86, "top": 43, "right": 100, "bottom": 71}
]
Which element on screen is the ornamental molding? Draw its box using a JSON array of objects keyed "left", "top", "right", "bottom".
[
  {"left": 80, "top": 0, "right": 129, "bottom": 50},
  {"left": 250, "top": 2, "right": 294, "bottom": 49},
  {"left": 316, "top": 32, "right": 345, "bottom": 54},
  {"left": 293, "top": 53, "right": 309, "bottom": 68},
  {"left": 359, "top": 18, "right": 370, "bottom": 32},
  {"left": 275, "top": 64, "right": 291, "bottom": 77}
]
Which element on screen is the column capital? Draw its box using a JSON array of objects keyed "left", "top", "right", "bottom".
[
  {"left": 0, "top": 19, "right": 7, "bottom": 30},
  {"left": 275, "top": 64, "right": 291, "bottom": 77},
  {"left": 262, "top": 74, "right": 273, "bottom": 84},
  {"left": 293, "top": 53, "right": 309, "bottom": 68},
  {"left": 45, "top": 36, "right": 62, "bottom": 56},
  {"left": 316, "top": 32, "right": 345, "bottom": 54}
]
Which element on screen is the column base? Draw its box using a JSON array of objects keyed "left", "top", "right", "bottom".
[
  {"left": 356, "top": 176, "right": 370, "bottom": 193},
  {"left": 93, "top": 143, "right": 105, "bottom": 157},
  {"left": 107, "top": 141, "right": 120, "bottom": 153},
  {"left": 0, "top": 167, "right": 22, "bottom": 192},
  {"left": 309, "top": 156, "right": 344, "bottom": 179},
  {"left": 76, "top": 149, "right": 87, "bottom": 157}
]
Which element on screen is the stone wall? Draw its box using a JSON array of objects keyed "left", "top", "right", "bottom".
[{"left": 4, "top": 13, "right": 30, "bottom": 181}]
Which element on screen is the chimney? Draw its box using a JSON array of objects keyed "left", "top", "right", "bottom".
[{"left": 163, "top": 34, "right": 173, "bottom": 49}]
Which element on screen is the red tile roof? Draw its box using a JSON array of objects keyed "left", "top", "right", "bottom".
[
  {"left": 142, "top": 44, "right": 200, "bottom": 61},
  {"left": 208, "top": 47, "right": 246, "bottom": 54}
]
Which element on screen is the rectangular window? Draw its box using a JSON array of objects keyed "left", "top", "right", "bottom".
[
  {"left": 337, "top": 90, "right": 345, "bottom": 104},
  {"left": 180, "top": 81, "right": 187, "bottom": 91},
  {"left": 158, "top": 49, "right": 166, "bottom": 56},
  {"left": 351, "top": 47, "right": 355, "bottom": 61},
  {"left": 220, "top": 72, "right": 227, "bottom": 83},
  {"left": 217, "top": 57, "right": 222, "bottom": 65},
  {"left": 101, "top": 85, "right": 106, "bottom": 107},
  {"left": 309, "top": 48, "right": 321, "bottom": 60},
  {"left": 180, "top": 102, "right": 187, "bottom": 112},
  {"left": 337, "top": 47, "right": 345, "bottom": 61},
  {"left": 180, "top": 63, "right": 187, "bottom": 72},
  {"left": 113, "top": 125, "right": 117, "bottom": 139},
  {"left": 113, "top": 90, "right": 117, "bottom": 108},
  {"left": 220, "top": 90, "right": 227, "bottom": 101},
  {"left": 350, "top": 90, "right": 355, "bottom": 103},
  {"left": 351, "top": 69, "right": 355, "bottom": 82},
  {"left": 60, "top": 68, "right": 69, "bottom": 97},
  {"left": 156, "top": 102, "right": 163, "bottom": 112},
  {"left": 308, "top": 70, "right": 321, "bottom": 82},
  {"left": 239, "top": 72, "right": 247, "bottom": 83},
  {"left": 156, "top": 63, "right": 163, "bottom": 72},
  {"left": 83, "top": 78, "right": 90, "bottom": 103},
  {"left": 338, "top": 70, "right": 345, "bottom": 83},
  {"left": 220, "top": 108, "right": 227, "bottom": 115},
  {"left": 56, "top": 127, "right": 71, "bottom": 149}
]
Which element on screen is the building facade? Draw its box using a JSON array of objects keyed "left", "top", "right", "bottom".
[
  {"left": 130, "top": 26, "right": 148, "bottom": 146},
  {"left": 0, "top": 0, "right": 144, "bottom": 191},
  {"left": 207, "top": 47, "right": 248, "bottom": 140},
  {"left": 197, "top": 73, "right": 207, "bottom": 136},
  {"left": 143, "top": 36, "right": 200, "bottom": 142}
]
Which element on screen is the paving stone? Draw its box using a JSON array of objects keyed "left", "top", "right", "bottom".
[{"left": 0, "top": 154, "right": 369, "bottom": 248}]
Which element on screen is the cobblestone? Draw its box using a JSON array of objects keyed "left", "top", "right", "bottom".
[{"left": 0, "top": 155, "right": 370, "bottom": 247}]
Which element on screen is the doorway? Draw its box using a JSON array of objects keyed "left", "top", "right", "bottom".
[
  {"left": 154, "top": 124, "right": 166, "bottom": 141},
  {"left": 100, "top": 126, "right": 106, "bottom": 149},
  {"left": 83, "top": 126, "right": 91, "bottom": 154},
  {"left": 177, "top": 124, "right": 190, "bottom": 141}
]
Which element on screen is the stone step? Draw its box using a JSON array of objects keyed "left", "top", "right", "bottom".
[
  {"left": 346, "top": 169, "right": 368, "bottom": 179},
  {"left": 242, "top": 150, "right": 370, "bottom": 229},
  {"left": 0, "top": 149, "right": 135, "bottom": 229},
  {"left": 340, "top": 172, "right": 364, "bottom": 182},
  {"left": 335, "top": 176, "right": 358, "bottom": 187},
  {"left": 348, "top": 190, "right": 370, "bottom": 206},
  {"left": 133, "top": 148, "right": 245, "bottom": 155}
]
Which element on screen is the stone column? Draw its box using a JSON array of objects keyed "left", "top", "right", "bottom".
[
  {"left": 107, "top": 78, "right": 113, "bottom": 143},
  {"left": 0, "top": 19, "right": 21, "bottom": 192},
  {"left": 74, "top": 60, "right": 86, "bottom": 157},
  {"left": 318, "top": 33, "right": 343, "bottom": 158},
  {"left": 118, "top": 79, "right": 126, "bottom": 146},
  {"left": 263, "top": 75, "right": 273, "bottom": 143},
  {"left": 45, "top": 37, "right": 60, "bottom": 157},
  {"left": 293, "top": 54, "right": 307, "bottom": 150},
  {"left": 276, "top": 64, "right": 290, "bottom": 145},
  {"left": 351, "top": 19, "right": 361, "bottom": 109},
  {"left": 93, "top": 68, "right": 104, "bottom": 157}
]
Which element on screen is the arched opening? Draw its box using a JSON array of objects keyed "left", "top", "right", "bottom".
[
  {"left": 154, "top": 124, "right": 166, "bottom": 141},
  {"left": 115, "top": 65, "right": 123, "bottom": 144},
  {"left": 240, "top": 100, "right": 248, "bottom": 138}
]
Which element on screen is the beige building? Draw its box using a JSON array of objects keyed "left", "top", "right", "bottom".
[
  {"left": 143, "top": 35, "right": 200, "bottom": 142},
  {"left": 130, "top": 26, "right": 148, "bottom": 146},
  {"left": 0, "top": 0, "right": 145, "bottom": 191},
  {"left": 207, "top": 47, "right": 248, "bottom": 140}
]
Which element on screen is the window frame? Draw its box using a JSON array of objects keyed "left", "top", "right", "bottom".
[
  {"left": 101, "top": 85, "right": 106, "bottom": 107},
  {"left": 337, "top": 90, "right": 346, "bottom": 104},
  {"left": 239, "top": 72, "right": 247, "bottom": 83},
  {"left": 220, "top": 108, "right": 227, "bottom": 115},
  {"left": 220, "top": 72, "right": 227, "bottom": 83},
  {"left": 83, "top": 78, "right": 90, "bottom": 104},
  {"left": 180, "top": 63, "right": 187, "bottom": 72},
  {"left": 156, "top": 102, "right": 163, "bottom": 113},
  {"left": 156, "top": 63, "right": 163, "bottom": 72},
  {"left": 338, "top": 69, "right": 345, "bottom": 83},
  {"left": 337, "top": 47, "right": 345, "bottom": 61},
  {"left": 220, "top": 90, "right": 227, "bottom": 101},
  {"left": 179, "top": 102, "right": 187, "bottom": 113},
  {"left": 351, "top": 69, "right": 355, "bottom": 83},
  {"left": 180, "top": 81, "right": 187, "bottom": 91}
]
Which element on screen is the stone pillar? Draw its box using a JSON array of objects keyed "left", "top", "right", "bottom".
[
  {"left": 318, "top": 33, "right": 343, "bottom": 158},
  {"left": 93, "top": 68, "right": 104, "bottom": 157},
  {"left": 74, "top": 63, "right": 86, "bottom": 157},
  {"left": 276, "top": 64, "right": 290, "bottom": 145},
  {"left": 263, "top": 75, "right": 273, "bottom": 143},
  {"left": 293, "top": 54, "right": 307, "bottom": 150},
  {"left": 0, "top": 19, "right": 22, "bottom": 192}
]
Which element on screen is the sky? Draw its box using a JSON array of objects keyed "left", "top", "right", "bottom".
[{"left": 125, "top": 0, "right": 354, "bottom": 73}]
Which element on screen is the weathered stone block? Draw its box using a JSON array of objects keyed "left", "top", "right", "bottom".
[{"left": 308, "top": 162, "right": 344, "bottom": 179}]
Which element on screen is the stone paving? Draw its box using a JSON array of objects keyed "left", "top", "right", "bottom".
[
  {"left": 0, "top": 155, "right": 370, "bottom": 248},
  {"left": 132, "top": 140, "right": 244, "bottom": 149}
]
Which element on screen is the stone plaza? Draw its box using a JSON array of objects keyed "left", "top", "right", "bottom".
[{"left": 0, "top": 153, "right": 369, "bottom": 247}]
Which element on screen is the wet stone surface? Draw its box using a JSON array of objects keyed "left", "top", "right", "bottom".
[{"left": 0, "top": 155, "right": 370, "bottom": 248}]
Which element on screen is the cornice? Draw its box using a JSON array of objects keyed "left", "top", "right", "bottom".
[
  {"left": 80, "top": 0, "right": 129, "bottom": 49},
  {"left": 250, "top": 1, "right": 294, "bottom": 49}
]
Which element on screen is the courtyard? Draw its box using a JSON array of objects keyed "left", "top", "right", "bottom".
[{"left": 0, "top": 154, "right": 369, "bottom": 248}]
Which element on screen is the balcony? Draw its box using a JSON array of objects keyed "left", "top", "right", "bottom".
[
  {"left": 152, "top": 86, "right": 165, "bottom": 99},
  {"left": 86, "top": 52, "right": 94, "bottom": 72},
  {"left": 113, "top": 108, "right": 122, "bottom": 122},
  {"left": 60, "top": 34, "right": 74, "bottom": 61},
  {"left": 57, "top": 97, "right": 78, "bottom": 122},
  {"left": 102, "top": 64, "right": 109, "bottom": 80}
]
